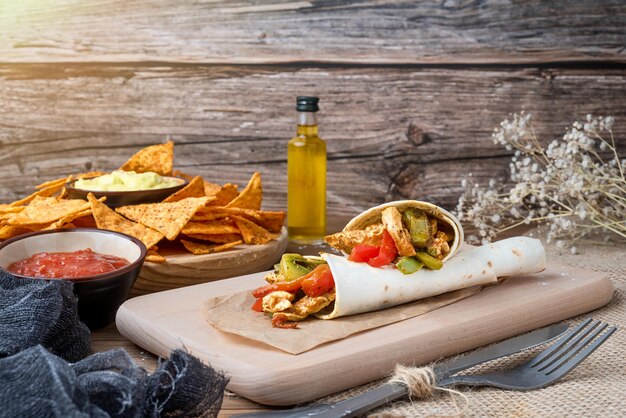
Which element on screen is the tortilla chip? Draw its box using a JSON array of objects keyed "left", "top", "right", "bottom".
[
  {"left": 10, "top": 182, "right": 67, "bottom": 207},
  {"left": 0, "top": 225, "right": 33, "bottom": 240},
  {"left": 34, "top": 177, "right": 68, "bottom": 190},
  {"left": 195, "top": 207, "right": 285, "bottom": 233},
  {"left": 0, "top": 206, "right": 24, "bottom": 214},
  {"left": 251, "top": 211, "right": 285, "bottom": 233},
  {"left": 204, "top": 181, "right": 222, "bottom": 197},
  {"left": 9, "top": 196, "right": 90, "bottom": 226},
  {"left": 0, "top": 212, "right": 18, "bottom": 222},
  {"left": 35, "top": 172, "right": 105, "bottom": 192},
  {"left": 116, "top": 196, "right": 211, "bottom": 240},
  {"left": 146, "top": 254, "right": 166, "bottom": 263},
  {"left": 226, "top": 209, "right": 285, "bottom": 233},
  {"left": 192, "top": 211, "right": 230, "bottom": 222},
  {"left": 197, "top": 206, "right": 237, "bottom": 216},
  {"left": 162, "top": 176, "right": 205, "bottom": 203},
  {"left": 146, "top": 248, "right": 166, "bottom": 263},
  {"left": 181, "top": 220, "right": 239, "bottom": 236},
  {"left": 226, "top": 172, "right": 262, "bottom": 210},
  {"left": 180, "top": 239, "right": 242, "bottom": 255},
  {"left": 172, "top": 170, "right": 221, "bottom": 195},
  {"left": 184, "top": 233, "right": 242, "bottom": 244},
  {"left": 76, "top": 171, "right": 107, "bottom": 179},
  {"left": 207, "top": 183, "right": 239, "bottom": 206},
  {"left": 88, "top": 193, "right": 164, "bottom": 248},
  {"left": 46, "top": 208, "right": 93, "bottom": 230},
  {"left": 120, "top": 140, "right": 174, "bottom": 176},
  {"left": 232, "top": 215, "right": 277, "bottom": 245}
]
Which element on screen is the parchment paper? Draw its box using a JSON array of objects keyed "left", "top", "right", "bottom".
[{"left": 203, "top": 285, "right": 482, "bottom": 354}]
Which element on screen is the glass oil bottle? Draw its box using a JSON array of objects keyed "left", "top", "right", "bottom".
[{"left": 287, "top": 96, "right": 326, "bottom": 243}]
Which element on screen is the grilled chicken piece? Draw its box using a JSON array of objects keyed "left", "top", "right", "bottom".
[
  {"left": 292, "top": 293, "right": 335, "bottom": 317},
  {"left": 264, "top": 270, "right": 279, "bottom": 284},
  {"left": 325, "top": 223, "right": 385, "bottom": 253},
  {"left": 262, "top": 291, "right": 295, "bottom": 312},
  {"left": 381, "top": 207, "right": 416, "bottom": 257},
  {"left": 427, "top": 231, "right": 451, "bottom": 259},
  {"left": 270, "top": 293, "right": 336, "bottom": 323}
]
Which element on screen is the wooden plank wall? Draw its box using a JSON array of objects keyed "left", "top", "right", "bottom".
[{"left": 1, "top": 1, "right": 625, "bottom": 218}]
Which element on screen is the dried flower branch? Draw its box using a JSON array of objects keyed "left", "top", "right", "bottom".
[{"left": 455, "top": 113, "right": 625, "bottom": 252}]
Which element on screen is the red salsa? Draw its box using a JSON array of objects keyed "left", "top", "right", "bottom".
[{"left": 7, "top": 248, "right": 130, "bottom": 279}]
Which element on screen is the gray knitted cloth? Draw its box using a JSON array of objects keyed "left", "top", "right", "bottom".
[
  {"left": 0, "top": 269, "right": 90, "bottom": 361},
  {"left": 0, "top": 270, "right": 229, "bottom": 417}
]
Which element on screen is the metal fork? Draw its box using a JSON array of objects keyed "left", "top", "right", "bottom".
[
  {"left": 439, "top": 318, "right": 616, "bottom": 390},
  {"left": 234, "top": 318, "right": 616, "bottom": 418}
]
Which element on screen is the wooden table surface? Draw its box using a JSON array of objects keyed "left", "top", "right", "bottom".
[
  {"left": 91, "top": 323, "right": 271, "bottom": 417},
  {"left": 91, "top": 219, "right": 350, "bottom": 417}
]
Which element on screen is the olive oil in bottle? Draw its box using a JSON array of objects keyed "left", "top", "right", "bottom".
[{"left": 288, "top": 96, "right": 326, "bottom": 243}]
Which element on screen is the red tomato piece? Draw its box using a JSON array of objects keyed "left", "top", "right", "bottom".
[
  {"left": 301, "top": 264, "right": 335, "bottom": 297},
  {"left": 251, "top": 297, "right": 264, "bottom": 312},
  {"left": 252, "top": 276, "right": 305, "bottom": 299},
  {"left": 252, "top": 262, "right": 332, "bottom": 299},
  {"left": 348, "top": 244, "right": 380, "bottom": 262},
  {"left": 367, "top": 230, "right": 398, "bottom": 267}
]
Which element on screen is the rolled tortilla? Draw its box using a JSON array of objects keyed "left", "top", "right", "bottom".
[
  {"left": 342, "top": 200, "right": 464, "bottom": 262},
  {"left": 317, "top": 237, "right": 546, "bottom": 319}
]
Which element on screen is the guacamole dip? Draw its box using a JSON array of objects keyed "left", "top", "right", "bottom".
[{"left": 74, "top": 170, "right": 182, "bottom": 192}]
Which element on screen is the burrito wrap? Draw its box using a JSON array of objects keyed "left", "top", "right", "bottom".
[
  {"left": 317, "top": 237, "right": 546, "bottom": 319},
  {"left": 342, "top": 200, "right": 464, "bottom": 262}
]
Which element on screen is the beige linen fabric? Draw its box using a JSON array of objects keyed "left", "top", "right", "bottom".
[{"left": 226, "top": 238, "right": 626, "bottom": 417}]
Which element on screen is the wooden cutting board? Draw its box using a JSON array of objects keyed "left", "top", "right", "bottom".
[
  {"left": 116, "top": 263, "right": 613, "bottom": 405},
  {"left": 131, "top": 228, "right": 288, "bottom": 296}
]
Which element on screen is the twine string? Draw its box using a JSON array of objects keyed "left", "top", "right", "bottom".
[{"left": 388, "top": 364, "right": 469, "bottom": 417}]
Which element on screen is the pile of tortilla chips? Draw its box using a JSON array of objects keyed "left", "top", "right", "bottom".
[{"left": 0, "top": 141, "right": 286, "bottom": 263}]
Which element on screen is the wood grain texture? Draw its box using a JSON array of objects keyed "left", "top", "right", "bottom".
[
  {"left": 90, "top": 325, "right": 274, "bottom": 417},
  {"left": 1, "top": 64, "right": 625, "bottom": 216},
  {"left": 115, "top": 264, "right": 614, "bottom": 405},
  {"left": 1, "top": 1, "right": 625, "bottom": 64}
]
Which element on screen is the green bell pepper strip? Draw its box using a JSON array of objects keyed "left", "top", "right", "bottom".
[
  {"left": 402, "top": 208, "right": 432, "bottom": 248},
  {"left": 414, "top": 251, "right": 443, "bottom": 270},
  {"left": 395, "top": 256, "right": 424, "bottom": 274},
  {"left": 278, "top": 254, "right": 314, "bottom": 281}
]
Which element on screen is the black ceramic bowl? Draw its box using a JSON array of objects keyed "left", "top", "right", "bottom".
[
  {"left": 0, "top": 228, "right": 147, "bottom": 329},
  {"left": 65, "top": 176, "right": 188, "bottom": 208}
]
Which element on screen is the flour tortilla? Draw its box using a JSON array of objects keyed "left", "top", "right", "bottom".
[
  {"left": 317, "top": 237, "right": 546, "bottom": 319},
  {"left": 343, "top": 200, "right": 464, "bottom": 262}
]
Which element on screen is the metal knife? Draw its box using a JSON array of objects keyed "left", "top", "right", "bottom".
[{"left": 232, "top": 322, "right": 568, "bottom": 418}]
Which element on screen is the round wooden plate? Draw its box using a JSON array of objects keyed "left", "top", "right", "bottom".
[{"left": 131, "top": 227, "right": 288, "bottom": 296}]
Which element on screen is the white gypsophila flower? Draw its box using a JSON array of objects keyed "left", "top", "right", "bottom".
[
  {"left": 454, "top": 112, "right": 625, "bottom": 246},
  {"left": 575, "top": 203, "right": 588, "bottom": 221}
]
